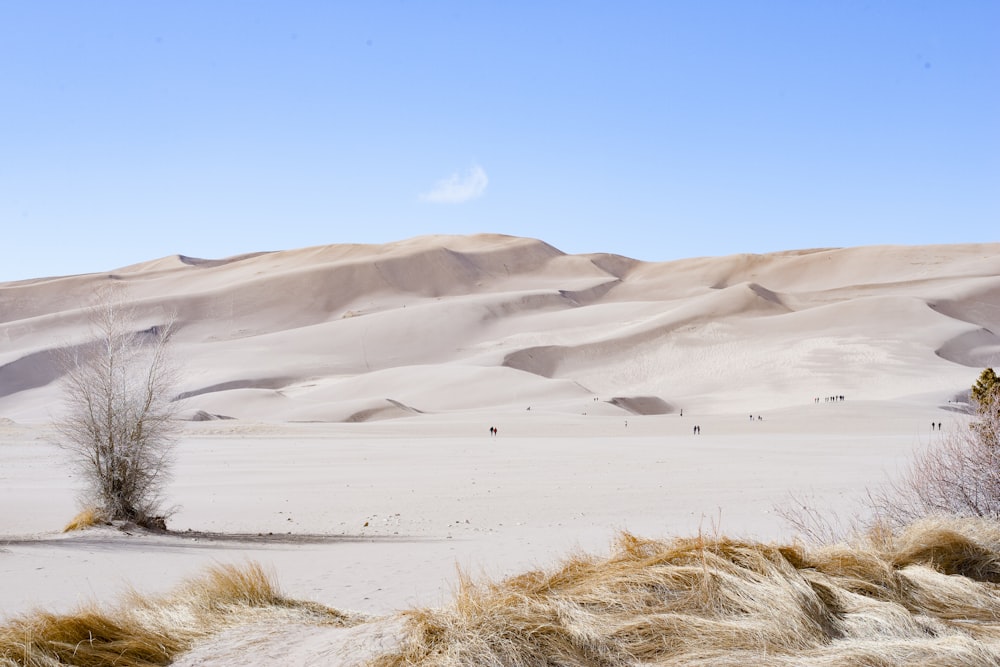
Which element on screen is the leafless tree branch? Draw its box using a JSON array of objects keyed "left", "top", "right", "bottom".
[{"left": 55, "top": 285, "right": 181, "bottom": 527}]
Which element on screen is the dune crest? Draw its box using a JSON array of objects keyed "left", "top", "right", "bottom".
[{"left": 1, "top": 237, "right": 998, "bottom": 422}]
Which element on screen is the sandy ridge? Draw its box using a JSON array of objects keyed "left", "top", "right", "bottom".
[{"left": 2, "top": 236, "right": 998, "bottom": 423}]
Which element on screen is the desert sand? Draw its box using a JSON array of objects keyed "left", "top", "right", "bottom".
[{"left": 1, "top": 235, "right": 999, "bottom": 663}]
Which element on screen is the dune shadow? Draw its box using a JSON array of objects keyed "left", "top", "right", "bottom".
[{"left": 0, "top": 348, "right": 63, "bottom": 398}]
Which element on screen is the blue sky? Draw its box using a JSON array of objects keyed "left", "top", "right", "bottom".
[{"left": 2, "top": 2, "right": 997, "bottom": 282}]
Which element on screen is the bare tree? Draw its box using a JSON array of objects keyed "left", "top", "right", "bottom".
[
  {"left": 56, "top": 286, "right": 180, "bottom": 527},
  {"left": 779, "top": 370, "right": 1000, "bottom": 542},
  {"left": 869, "top": 388, "right": 1000, "bottom": 525}
]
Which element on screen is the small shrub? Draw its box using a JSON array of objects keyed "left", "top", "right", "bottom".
[
  {"left": 870, "top": 370, "right": 1000, "bottom": 525},
  {"left": 56, "top": 285, "right": 181, "bottom": 525},
  {"left": 0, "top": 563, "right": 358, "bottom": 667}
]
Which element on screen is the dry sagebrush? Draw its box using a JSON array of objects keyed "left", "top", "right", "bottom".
[
  {"left": 870, "top": 403, "right": 1000, "bottom": 526},
  {"left": 374, "top": 517, "right": 1000, "bottom": 667},
  {"left": 780, "top": 386, "right": 1000, "bottom": 544},
  {"left": 0, "top": 563, "right": 360, "bottom": 667}
]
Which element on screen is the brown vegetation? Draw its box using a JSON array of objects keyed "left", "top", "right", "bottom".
[
  {"left": 4, "top": 519, "right": 1000, "bottom": 665},
  {"left": 373, "top": 517, "right": 1000, "bottom": 666},
  {"left": 61, "top": 508, "right": 107, "bottom": 533},
  {"left": 0, "top": 563, "right": 360, "bottom": 667}
]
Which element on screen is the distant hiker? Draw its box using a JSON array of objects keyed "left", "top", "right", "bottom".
[{"left": 680, "top": 409, "right": 683, "bottom": 417}]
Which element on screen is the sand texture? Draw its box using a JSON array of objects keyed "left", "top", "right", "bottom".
[
  {"left": 2, "top": 235, "right": 999, "bottom": 664},
  {"left": 3, "top": 235, "right": 998, "bottom": 423}
]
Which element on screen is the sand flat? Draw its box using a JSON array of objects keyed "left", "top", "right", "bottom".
[{"left": 0, "top": 403, "right": 961, "bottom": 621}]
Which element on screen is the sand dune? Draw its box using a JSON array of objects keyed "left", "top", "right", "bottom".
[
  {"left": 1, "top": 235, "right": 998, "bottom": 423},
  {"left": 2, "top": 236, "right": 999, "bottom": 664}
]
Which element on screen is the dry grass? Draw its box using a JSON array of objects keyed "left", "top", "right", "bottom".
[
  {"left": 62, "top": 509, "right": 107, "bottom": 533},
  {"left": 372, "top": 516, "right": 1000, "bottom": 666},
  {"left": 6, "top": 519, "right": 1000, "bottom": 665},
  {"left": 0, "top": 562, "right": 362, "bottom": 667}
]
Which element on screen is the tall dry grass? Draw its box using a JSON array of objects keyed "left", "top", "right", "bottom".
[
  {"left": 0, "top": 562, "right": 362, "bottom": 667},
  {"left": 61, "top": 508, "right": 107, "bottom": 533},
  {"left": 5, "top": 519, "right": 1000, "bottom": 665},
  {"left": 373, "top": 517, "right": 1000, "bottom": 666}
]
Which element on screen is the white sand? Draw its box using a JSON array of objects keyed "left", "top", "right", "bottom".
[
  {"left": 0, "top": 236, "right": 997, "bottom": 660},
  {"left": 0, "top": 405, "right": 968, "bottom": 620}
]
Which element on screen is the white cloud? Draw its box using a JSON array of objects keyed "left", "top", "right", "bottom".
[{"left": 420, "top": 164, "right": 488, "bottom": 204}]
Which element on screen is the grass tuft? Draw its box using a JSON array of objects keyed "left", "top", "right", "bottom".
[
  {"left": 6, "top": 518, "right": 1000, "bottom": 665},
  {"left": 0, "top": 562, "right": 362, "bottom": 667},
  {"left": 372, "top": 517, "right": 1000, "bottom": 666},
  {"left": 62, "top": 509, "right": 107, "bottom": 533}
]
